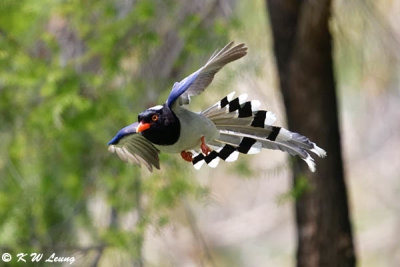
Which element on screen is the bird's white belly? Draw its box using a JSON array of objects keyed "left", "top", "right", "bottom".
[{"left": 155, "top": 107, "right": 219, "bottom": 153}]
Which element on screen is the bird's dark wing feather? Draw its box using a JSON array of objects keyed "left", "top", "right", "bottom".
[
  {"left": 166, "top": 42, "right": 247, "bottom": 107},
  {"left": 108, "top": 122, "right": 160, "bottom": 171}
]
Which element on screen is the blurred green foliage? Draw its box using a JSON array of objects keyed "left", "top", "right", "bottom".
[
  {"left": 0, "top": 0, "right": 233, "bottom": 264},
  {"left": 276, "top": 175, "right": 312, "bottom": 205}
]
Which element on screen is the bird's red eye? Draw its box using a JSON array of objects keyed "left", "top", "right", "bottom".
[{"left": 152, "top": 115, "right": 158, "bottom": 121}]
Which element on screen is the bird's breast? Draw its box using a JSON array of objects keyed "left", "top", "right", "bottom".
[{"left": 155, "top": 107, "right": 219, "bottom": 153}]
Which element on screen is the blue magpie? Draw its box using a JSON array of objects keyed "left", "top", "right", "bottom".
[{"left": 108, "top": 42, "right": 326, "bottom": 171}]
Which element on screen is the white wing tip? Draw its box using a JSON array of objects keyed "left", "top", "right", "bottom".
[
  {"left": 208, "top": 157, "right": 220, "bottom": 168},
  {"left": 108, "top": 145, "right": 116, "bottom": 153},
  {"left": 251, "top": 100, "right": 261, "bottom": 112},
  {"left": 225, "top": 150, "right": 239, "bottom": 162},
  {"left": 247, "top": 141, "right": 262, "bottom": 155},
  {"left": 311, "top": 144, "right": 327, "bottom": 158},
  {"left": 238, "top": 93, "right": 248, "bottom": 104},
  {"left": 193, "top": 160, "right": 204, "bottom": 170},
  {"left": 227, "top": 92, "right": 236, "bottom": 101},
  {"left": 303, "top": 154, "right": 316, "bottom": 172},
  {"left": 265, "top": 111, "right": 277, "bottom": 125},
  {"left": 277, "top": 128, "right": 292, "bottom": 141}
]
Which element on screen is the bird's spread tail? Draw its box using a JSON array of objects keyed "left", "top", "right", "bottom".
[{"left": 193, "top": 92, "right": 326, "bottom": 172}]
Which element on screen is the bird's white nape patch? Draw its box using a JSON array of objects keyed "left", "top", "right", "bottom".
[
  {"left": 149, "top": 105, "right": 163, "bottom": 111},
  {"left": 303, "top": 154, "right": 316, "bottom": 172},
  {"left": 247, "top": 141, "right": 262, "bottom": 154},
  {"left": 311, "top": 144, "right": 327, "bottom": 158},
  {"left": 108, "top": 145, "right": 116, "bottom": 153},
  {"left": 208, "top": 157, "right": 220, "bottom": 168},
  {"left": 251, "top": 100, "right": 261, "bottom": 112},
  {"left": 238, "top": 93, "right": 248, "bottom": 104},
  {"left": 265, "top": 111, "right": 277, "bottom": 125},
  {"left": 225, "top": 150, "right": 239, "bottom": 162}
]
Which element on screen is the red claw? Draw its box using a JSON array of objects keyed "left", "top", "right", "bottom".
[
  {"left": 201, "top": 136, "right": 212, "bottom": 155},
  {"left": 180, "top": 151, "right": 193, "bottom": 162}
]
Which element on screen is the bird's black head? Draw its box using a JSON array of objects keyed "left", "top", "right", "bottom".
[{"left": 137, "top": 104, "right": 180, "bottom": 146}]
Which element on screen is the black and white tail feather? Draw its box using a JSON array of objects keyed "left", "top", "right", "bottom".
[{"left": 192, "top": 92, "right": 327, "bottom": 172}]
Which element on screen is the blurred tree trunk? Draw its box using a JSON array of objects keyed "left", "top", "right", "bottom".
[{"left": 265, "top": 1, "right": 356, "bottom": 266}]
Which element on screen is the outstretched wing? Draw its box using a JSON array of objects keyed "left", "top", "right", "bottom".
[
  {"left": 107, "top": 122, "right": 160, "bottom": 171},
  {"left": 166, "top": 42, "right": 247, "bottom": 107}
]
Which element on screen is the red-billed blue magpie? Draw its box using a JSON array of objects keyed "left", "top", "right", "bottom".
[{"left": 108, "top": 42, "right": 326, "bottom": 171}]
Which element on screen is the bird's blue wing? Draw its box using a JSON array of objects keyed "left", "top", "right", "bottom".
[
  {"left": 166, "top": 42, "right": 247, "bottom": 108},
  {"left": 107, "top": 122, "right": 139, "bottom": 145},
  {"left": 166, "top": 69, "right": 201, "bottom": 107},
  {"left": 107, "top": 121, "right": 160, "bottom": 171}
]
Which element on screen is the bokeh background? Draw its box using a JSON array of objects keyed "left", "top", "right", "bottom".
[{"left": 0, "top": 0, "right": 399, "bottom": 266}]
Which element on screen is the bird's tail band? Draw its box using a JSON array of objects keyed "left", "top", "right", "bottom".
[{"left": 193, "top": 92, "right": 326, "bottom": 171}]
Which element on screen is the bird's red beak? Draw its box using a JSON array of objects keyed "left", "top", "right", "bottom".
[{"left": 136, "top": 121, "right": 151, "bottom": 133}]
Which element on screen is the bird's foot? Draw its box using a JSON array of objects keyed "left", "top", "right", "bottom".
[
  {"left": 201, "top": 136, "right": 212, "bottom": 156},
  {"left": 180, "top": 151, "right": 193, "bottom": 162}
]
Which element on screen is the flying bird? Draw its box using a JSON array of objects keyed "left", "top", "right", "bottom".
[{"left": 108, "top": 42, "right": 326, "bottom": 172}]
